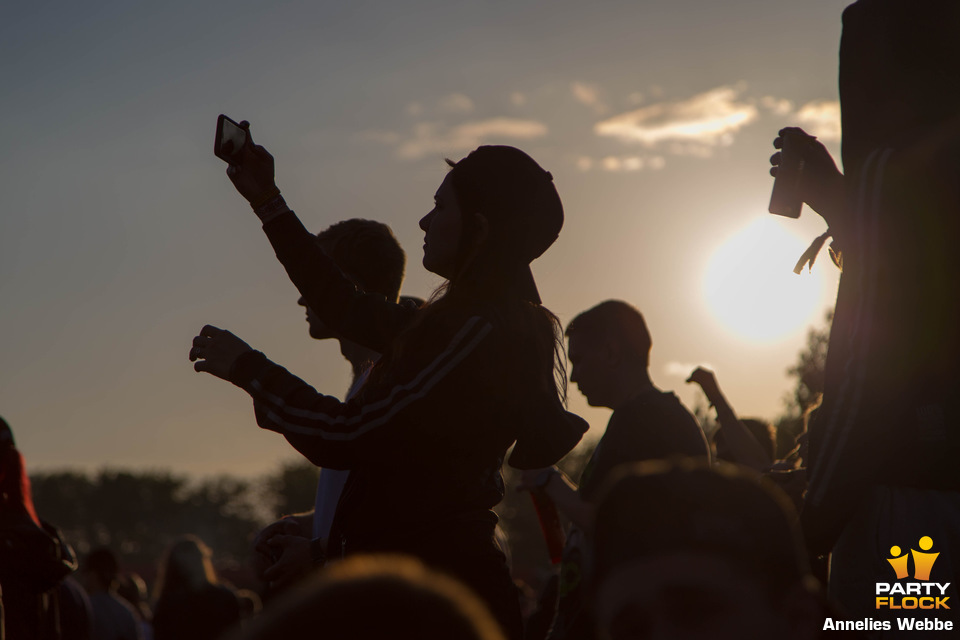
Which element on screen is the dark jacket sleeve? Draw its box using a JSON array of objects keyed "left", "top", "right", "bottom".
[
  {"left": 260, "top": 210, "right": 416, "bottom": 354},
  {"left": 229, "top": 315, "right": 495, "bottom": 470}
]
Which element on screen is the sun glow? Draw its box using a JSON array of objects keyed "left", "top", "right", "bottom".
[{"left": 702, "top": 217, "right": 826, "bottom": 342}]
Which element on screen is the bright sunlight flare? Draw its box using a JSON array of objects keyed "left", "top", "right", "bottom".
[{"left": 703, "top": 217, "right": 825, "bottom": 342}]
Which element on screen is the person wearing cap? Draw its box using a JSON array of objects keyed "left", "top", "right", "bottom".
[
  {"left": 190, "top": 141, "right": 587, "bottom": 639},
  {"left": 592, "top": 460, "right": 826, "bottom": 640}
]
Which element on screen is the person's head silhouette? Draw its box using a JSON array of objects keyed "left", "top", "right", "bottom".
[
  {"left": 565, "top": 300, "right": 652, "bottom": 409},
  {"left": 593, "top": 460, "right": 823, "bottom": 640},
  {"left": 420, "top": 145, "right": 562, "bottom": 304}
]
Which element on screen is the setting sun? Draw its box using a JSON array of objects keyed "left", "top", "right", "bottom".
[{"left": 702, "top": 217, "right": 826, "bottom": 342}]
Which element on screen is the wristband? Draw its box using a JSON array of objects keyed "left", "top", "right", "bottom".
[
  {"left": 252, "top": 192, "right": 290, "bottom": 224},
  {"left": 250, "top": 186, "right": 281, "bottom": 210}
]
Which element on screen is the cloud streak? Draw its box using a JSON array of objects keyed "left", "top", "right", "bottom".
[
  {"left": 571, "top": 81, "right": 606, "bottom": 114},
  {"left": 575, "top": 154, "right": 666, "bottom": 172},
  {"left": 377, "top": 118, "right": 548, "bottom": 160},
  {"left": 664, "top": 361, "right": 714, "bottom": 378},
  {"left": 439, "top": 93, "right": 475, "bottom": 114},
  {"left": 595, "top": 86, "right": 758, "bottom": 152},
  {"left": 795, "top": 100, "right": 841, "bottom": 142}
]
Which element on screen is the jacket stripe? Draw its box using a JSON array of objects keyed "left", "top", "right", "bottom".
[{"left": 251, "top": 316, "right": 493, "bottom": 441}]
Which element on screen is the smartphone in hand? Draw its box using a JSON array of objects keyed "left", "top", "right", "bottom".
[{"left": 214, "top": 114, "right": 251, "bottom": 164}]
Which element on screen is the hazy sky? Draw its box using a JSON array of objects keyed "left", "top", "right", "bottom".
[{"left": 2, "top": 0, "right": 849, "bottom": 476}]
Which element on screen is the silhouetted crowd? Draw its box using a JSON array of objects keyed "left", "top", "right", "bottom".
[{"left": 3, "top": 1, "right": 960, "bottom": 638}]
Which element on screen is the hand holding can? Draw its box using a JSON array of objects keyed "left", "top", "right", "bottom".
[{"left": 769, "top": 128, "right": 816, "bottom": 218}]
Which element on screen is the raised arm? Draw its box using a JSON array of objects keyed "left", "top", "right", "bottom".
[
  {"left": 686, "top": 367, "right": 772, "bottom": 471},
  {"left": 223, "top": 126, "right": 415, "bottom": 352},
  {"left": 191, "top": 314, "right": 496, "bottom": 470}
]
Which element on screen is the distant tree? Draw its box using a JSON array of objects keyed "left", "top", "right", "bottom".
[
  {"left": 786, "top": 309, "right": 833, "bottom": 417},
  {"left": 775, "top": 309, "right": 833, "bottom": 456},
  {"left": 262, "top": 458, "right": 320, "bottom": 518},
  {"left": 691, "top": 396, "right": 718, "bottom": 441},
  {"left": 30, "top": 470, "right": 263, "bottom": 573}
]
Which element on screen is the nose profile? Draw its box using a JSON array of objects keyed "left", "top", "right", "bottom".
[
  {"left": 297, "top": 295, "right": 307, "bottom": 307},
  {"left": 419, "top": 210, "right": 433, "bottom": 232}
]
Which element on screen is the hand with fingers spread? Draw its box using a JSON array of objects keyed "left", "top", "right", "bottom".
[
  {"left": 225, "top": 121, "right": 281, "bottom": 207},
  {"left": 769, "top": 127, "right": 845, "bottom": 225},
  {"left": 189, "top": 325, "right": 254, "bottom": 381}
]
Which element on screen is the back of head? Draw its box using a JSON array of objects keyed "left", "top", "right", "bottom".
[
  {"left": 316, "top": 218, "right": 406, "bottom": 302},
  {"left": 84, "top": 547, "right": 121, "bottom": 589},
  {"left": 156, "top": 535, "right": 217, "bottom": 597},
  {"left": 591, "top": 461, "right": 825, "bottom": 639},
  {"left": 236, "top": 555, "right": 505, "bottom": 640},
  {"left": 117, "top": 572, "right": 151, "bottom": 620},
  {"left": 566, "top": 300, "right": 652, "bottom": 368},
  {"left": 593, "top": 459, "right": 810, "bottom": 597},
  {"left": 0, "top": 416, "right": 13, "bottom": 448}
]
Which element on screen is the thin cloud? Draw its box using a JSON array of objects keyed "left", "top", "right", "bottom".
[
  {"left": 595, "top": 86, "right": 759, "bottom": 154},
  {"left": 439, "top": 93, "right": 475, "bottom": 114},
  {"left": 576, "top": 154, "right": 665, "bottom": 172},
  {"left": 602, "top": 156, "right": 622, "bottom": 171},
  {"left": 510, "top": 92, "right": 527, "bottom": 107},
  {"left": 394, "top": 118, "right": 548, "bottom": 160},
  {"left": 760, "top": 96, "right": 794, "bottom": 116},
  {"left": 357, "top": 130, "right": 402, "bottom": 145},
  {"left": 667, "top": 142, "right": 716, "bottom": 158},
  {"left": 406, "top": 94, "right": 476, "bottom": 117},
  {"left": 664, "top": 362, "right": 715, "bottom": 378},
  {"left": 571, "top": 82, "right": 606, "bottom": 113},
  {"left": 796, "top": 100, "right": 841, "bottom": 142}
]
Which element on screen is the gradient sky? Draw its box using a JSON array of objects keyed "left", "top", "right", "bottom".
[{"left": 2, "top": 0, "right": 849, "bottom": 476}]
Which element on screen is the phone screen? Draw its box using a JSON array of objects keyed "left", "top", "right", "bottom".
[{"left": 215, "top": 115, "right": 249, "bottom": 163}]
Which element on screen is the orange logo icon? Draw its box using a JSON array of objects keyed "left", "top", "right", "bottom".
[
  {"left": 877, "top": 537, "right": 950, "bottom": 611},
  {"left": 887, "top": 536, "right": 939, "bottom": 581},
  {"left": 887, "top": 545, "right": 910, "bottom": 580}
]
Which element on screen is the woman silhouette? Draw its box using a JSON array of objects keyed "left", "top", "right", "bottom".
[{"left": 190, "top": 138, "right": 586, "bottom": 637}]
